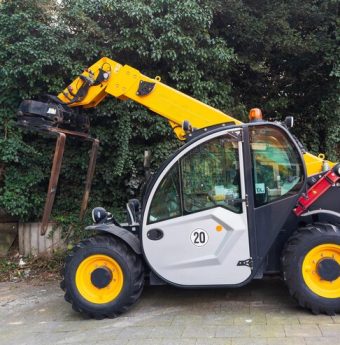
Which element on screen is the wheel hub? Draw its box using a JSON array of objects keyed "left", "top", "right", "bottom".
[
  {"left": 302, "top": 243, "right": 340, "bottom": 299},
  {"left": 91, "top": 266, "right": 113, "bottom": 288},
  {"left": 317, "top": 258, "right": 340, "bottom": 282},
  {"left": 75, "top": 254, "right": 124, "bottom": 304}
]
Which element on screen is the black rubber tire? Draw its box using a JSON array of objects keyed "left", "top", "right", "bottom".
[
  {"left": 60, "top": 235, "right": 144, "bottom": 319},
  {"left": 282, "top": 222, "right": 340, "bottom": 315}
]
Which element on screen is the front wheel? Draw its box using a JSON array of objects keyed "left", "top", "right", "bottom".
[
  {"left": 282, "top": 223, "right": 340, "bottom": 315},
  {"left": 61, "top": 235, "right": 144, "bottom": 319}
]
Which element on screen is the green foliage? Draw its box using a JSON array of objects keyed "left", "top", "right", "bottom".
[
  {"left": 0, "top": 0, "right": 339, "bottom": 239},
  {"left": 211, "top": 0, "right": 340, "bottom": 158}
]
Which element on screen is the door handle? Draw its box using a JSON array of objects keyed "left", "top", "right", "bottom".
[
  {"left": 226, "top": 194, "right": 248, "bottom": 206},
  {"left": 147, "top": 229, "right": 164, "bottom": 241}
]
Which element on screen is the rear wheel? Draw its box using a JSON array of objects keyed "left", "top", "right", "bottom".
[
  {"left": 282, "top": 222, "right": 340, "bottom": 315},
  {"left": 61, "top": 235, "right": 144, "bottom": 319}
]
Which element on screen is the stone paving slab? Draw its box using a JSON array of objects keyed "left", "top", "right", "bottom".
[{"left": 0, "top": 278, "right": 339, "bottom": 345}]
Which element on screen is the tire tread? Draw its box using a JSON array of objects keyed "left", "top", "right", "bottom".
[
  {"left": 282, "top": 222, "right": 340, "bottom": 315},
  {"left": 60, "top": 235, "right": 144, "bottom": 319}
]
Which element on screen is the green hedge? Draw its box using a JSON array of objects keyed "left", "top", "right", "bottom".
[{"left": 0, "top": 0, "right": 339, "bottom": 238}]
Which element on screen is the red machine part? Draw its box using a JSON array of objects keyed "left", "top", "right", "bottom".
[{"left": 294, "top": 165, "right": 340, "bottom": 216}]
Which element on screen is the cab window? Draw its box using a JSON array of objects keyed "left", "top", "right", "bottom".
[
  {"left": 250, "top": 126, "right": 304, "bottom": 207},
  {"left": 148, "top": 163, "right": 181, "bottom": 223},
  {"left": 147, "top": 133, "right": 243, "bottom": 224},
  {"left": 181, "top": 135, "right": 242, "bottom": 214}
]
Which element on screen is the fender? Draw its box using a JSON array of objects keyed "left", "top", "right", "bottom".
[{"left": 85, "top": 223, "right": 141, "bottom": 255}]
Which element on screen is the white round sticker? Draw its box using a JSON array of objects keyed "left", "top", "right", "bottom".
[{"left": 190, "top": 229, "right": 208, "bottom": 247}]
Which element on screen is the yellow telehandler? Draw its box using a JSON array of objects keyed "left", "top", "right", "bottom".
[{"left": 18, "top": 57, "right": 340, "bottom": 318}]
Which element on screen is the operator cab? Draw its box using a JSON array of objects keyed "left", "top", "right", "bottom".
[{"left": 142, "top": 122, "right": 305, "bottom": 286}]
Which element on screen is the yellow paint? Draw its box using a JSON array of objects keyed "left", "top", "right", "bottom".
[
  {"left": 57, "top": 57, "right": 337, "bottom": 176},
  {"left": 303, "top": 152, "right": 335, "bottom": 176},
  {"left": 58, "top": 57, "right": 241, "bottom": 141},
  {"left": 75, "top": 254, "right": 123, "bottom": 304},
  {"left": 302, "top": 244, "right": 340, "bottom": 299}
]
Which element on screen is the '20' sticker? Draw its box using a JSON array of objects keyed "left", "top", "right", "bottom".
[{"left": 190, "top": 229, "right": 208, "bottom": 247}]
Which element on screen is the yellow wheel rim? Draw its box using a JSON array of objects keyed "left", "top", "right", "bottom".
[
  {"left": 302, "top": 244, "right": 340, "bottom": 299},
  {"left": 75, "top": 254, "right": 124, "bottom": 304}
]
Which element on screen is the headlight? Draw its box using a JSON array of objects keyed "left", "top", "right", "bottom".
[{"left": 92, "top": 207, "right": 108, "bottom": 223}]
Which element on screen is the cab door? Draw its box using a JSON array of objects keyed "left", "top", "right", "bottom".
[{"left": 142, "top": 129, "right": 252, "bottom": 286}]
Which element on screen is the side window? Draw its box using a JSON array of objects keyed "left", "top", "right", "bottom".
[
  {"left": 250, "top": 126, "right": 304, "bottom": 207},
  {"left": 181, "top": 135, "right": 242, "bottom": 214},
  {"left": 148, "top": 163, "right": 181, "bottom": 223}
]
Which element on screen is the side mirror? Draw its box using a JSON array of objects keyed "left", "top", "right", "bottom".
[{"left": 284, "top": 116, "right": 294, "bottom": 128}]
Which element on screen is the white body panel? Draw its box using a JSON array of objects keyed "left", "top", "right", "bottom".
[{"left": 142, "top": 130, "right": 251, "bottom": 286}]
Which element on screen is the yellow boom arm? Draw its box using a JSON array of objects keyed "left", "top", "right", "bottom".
[
  {"left": 57, "top": 57, "right": 334, "bottom": 175},
  {"left": 58, "top": 57, "right": 241, "bottom": 140}
]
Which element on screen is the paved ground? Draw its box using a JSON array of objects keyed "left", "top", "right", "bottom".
[{"left": 0, "top": 278, "right": 339, "bottom": 345}]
